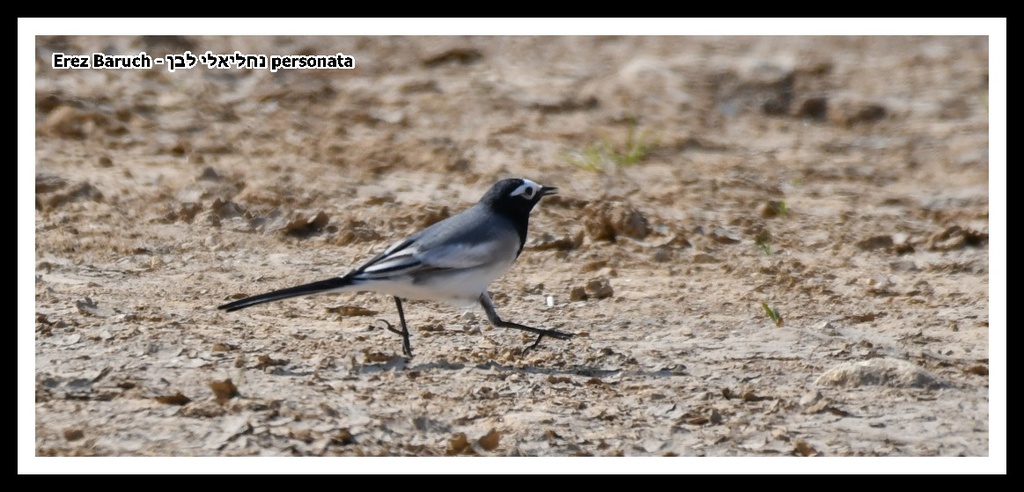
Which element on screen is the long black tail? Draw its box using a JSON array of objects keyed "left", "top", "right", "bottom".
[{"left": 218, "top": 277, "right": 353, "bottom": 312}]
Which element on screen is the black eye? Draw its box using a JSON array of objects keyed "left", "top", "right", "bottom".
[{"left": 522, "top": 187, "right": 535, "bottom": 198}]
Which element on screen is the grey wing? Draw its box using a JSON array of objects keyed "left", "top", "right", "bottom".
[
  {"left": 410, "top": 209, "right": 521, "bottom": 270},
  {"left": 416, "top": 230, "right": 518, "bottom": 270},
  {"left": 353, "top": 236, "right": 423, "bottom": 279},
  {"left": 353, "top": 210, "right": 518, "bottom": 279}
]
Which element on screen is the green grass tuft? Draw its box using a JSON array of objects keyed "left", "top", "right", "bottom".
[{"left": 563, "top": 124, "right": 659, "bottom": 171}]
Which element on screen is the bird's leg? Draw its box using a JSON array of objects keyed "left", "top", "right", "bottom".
[
  {"left": 387, "top": 296, "right": 412, "bottom": 358},
  {"left": 478, "top": 292, "right": 573, "bottom": 353}
]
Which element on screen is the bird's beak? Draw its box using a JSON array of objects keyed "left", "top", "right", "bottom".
[{"left": 541, "top": 186, "right": 558, "bottom": 197}]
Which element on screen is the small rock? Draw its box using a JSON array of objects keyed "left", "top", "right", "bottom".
[
  {"left": 926, "top": 225, "right": 987, "bottom": 251},
  {"left": 799, "top": 390, "right": 822, "bottom": 407},
  {"left": 815, "top": 358, "right": 946, "bottom": 389},
  {"left": 63, "top": 428, "right": 85, "bottom": 441},
  {"left": 652, "top": 248, "right": 672, "bottom": 263},
  {"left": 855, "top": 235, "right": 894, "bottom": 251},
  {"left": 422, "top": 47, "right": 483, "bottom": 67},
  {"left": 197, "top": 166, "right": 221, "bottom": 181},
  {"left": 583, "top": 200, "right": 650, "bottom": 241},
  {"left": 708, "top": 228, "right": 741, "bottom": 244},
  {"left": 794, "top": 96, "right": 829, "bottom": 121},
  {"left": 210, "top": 198, "right": 245, "bottom": 219},
  {"left": 585, "top": 278, "right": 614, "bottom": 299},
  {"left": 829, "top": 94, "right": 888, "bottom": 126},
  {"left": 282, "top": 211, "right": 330, "bottom": 237},
  {"left": 759, "top": 200, "right": 788, "bottom": 218}
]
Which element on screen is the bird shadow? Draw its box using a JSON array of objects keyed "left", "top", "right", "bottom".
[{"left": 352, "top": 356, "right": 687, "bottom": 379}]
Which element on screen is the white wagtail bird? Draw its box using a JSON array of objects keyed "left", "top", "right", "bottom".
[{"left": 218, "top": 177, "right": 573, "bottom": 358}]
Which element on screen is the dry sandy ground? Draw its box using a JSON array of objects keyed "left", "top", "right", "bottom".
[{"left": 28, "top": 33, "right": 1000, "bottom": 471}]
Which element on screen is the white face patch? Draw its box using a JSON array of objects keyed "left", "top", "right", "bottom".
[{"left": 509, "top": 179, "right": 541, "bottom": 200}]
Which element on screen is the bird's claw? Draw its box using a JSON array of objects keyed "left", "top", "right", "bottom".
[
  {"left": 376, "top": 319, "right": 413, "bottom": 358},
  {"left": 377, "top": 319, "right": 402, "bottom": 335}
]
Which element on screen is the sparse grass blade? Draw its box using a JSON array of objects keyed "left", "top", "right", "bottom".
[
  {"left": 755, "top": 229, "right": 773, "bottom": 256},
  {"left": 761, "top": 302, "right": 783, "bottom": 327}
]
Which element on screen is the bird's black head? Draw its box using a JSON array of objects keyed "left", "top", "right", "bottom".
[
  {"left": 480, "top": 178, "right": 557, "bottom": 253},
  {"left": 481, "top": 178, "right": 556, "bottom": 216}
]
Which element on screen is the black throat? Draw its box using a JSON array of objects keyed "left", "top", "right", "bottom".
[{"left": 488, "top": 199, "right": 537, "bottom": 258}]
